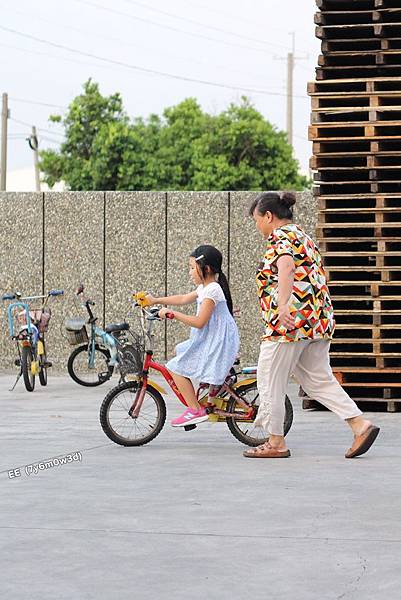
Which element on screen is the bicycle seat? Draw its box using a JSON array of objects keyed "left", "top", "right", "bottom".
[{"left": 106, "top": 322, "right": 130, "bottom": 333}]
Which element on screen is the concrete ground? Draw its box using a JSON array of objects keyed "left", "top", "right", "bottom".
[{"left": 0, "top": 372, "right": 399, "bottom": 600}]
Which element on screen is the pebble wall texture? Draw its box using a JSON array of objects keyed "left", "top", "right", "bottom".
[
  {"left": 166, "top": 192, "right": 229, "bottom": 358},
  {"left": 105, "top": 192, "right": 166, "bottom": 357},
  {"left": 0, "top": 191, "right": 316, "bottom": 371},
  {"left": 44, "top": 192, "right": 105, "bottom": 373},
  {"left": 0, "top": 192, "right": 44, "bottom": 368}
]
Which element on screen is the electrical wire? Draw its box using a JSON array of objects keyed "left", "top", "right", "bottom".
[
  {"left": 9, "top": 96, "right": 67, "bottom": 110},
  {"left": 2, "top": 7, "right": 267, "bottom": 80},
  {"left": 119, "top": 0, "right": 290, "bottom": 50},
  {"left": 9, "top": 117, "right": 64, "bottom": 138},
  {"left": 72, "top": 0, "right": 281, "bottom": 55},
  {"left": 0, "top": 25, "right": 309, "bottom": 99}
]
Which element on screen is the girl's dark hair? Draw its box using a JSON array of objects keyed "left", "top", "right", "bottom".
[
  {"left": 190, "top": 245, "right": 233, "bottom": 315},
  {"left": 248, "top": 191, "right": 296, "bottom": 220}
]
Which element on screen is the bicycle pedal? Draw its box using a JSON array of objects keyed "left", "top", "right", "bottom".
[
  {"left": 14, "top": 358, "right": 21, "bottom": 367},
  {"left": 43, "top": 361, "right": 52, "bottom": 368},
  {"left": 184, "top": 424, "right": 197, "bottom": 432},
  {"left": 98, "top": 371, "right": 111, "bottom": 382}
]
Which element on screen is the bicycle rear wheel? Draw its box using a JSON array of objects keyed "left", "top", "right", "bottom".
[
  {"left": 21, "top": 345, "right": 35, "bottom": 392},
  {"left": 100, "top": 381, "right": 166, "bottom": 446},
  {"left": 226, "top": 380, "right": 293, "bottom": 447},
  {"left": 39, "top": 340, "right": 48, "bottom": 386}
]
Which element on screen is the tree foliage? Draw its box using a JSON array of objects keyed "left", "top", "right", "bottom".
[{"left": 40, "top": 80, "right": 309, "bottom": 191}]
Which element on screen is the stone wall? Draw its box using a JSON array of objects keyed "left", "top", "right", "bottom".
[{"left": 0, "top": 191, "right": 316, "bottom": 370}]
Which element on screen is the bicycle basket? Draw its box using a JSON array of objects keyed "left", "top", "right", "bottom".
[
  {"left": 33, "top": 308, "right": 52, "bottom": 333},
  {"left": 65, "top": 318, "right": 89, "bottom": 345},
  {"left": 119, "top": 331, "right": 145, "bottom": 376},
  {"left": 16, "top": 308, "right": 52, "bottom": 333}
]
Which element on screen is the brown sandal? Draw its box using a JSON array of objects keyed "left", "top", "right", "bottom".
[
  {"left": 345, "top": 424, "right": 380, "bottom": 459},
  {"left": 243, "top": 441, "right": 291, "bottom": 459}
]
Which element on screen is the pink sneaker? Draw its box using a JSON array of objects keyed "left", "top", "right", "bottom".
[{"left": 171, "top": 407, "right": 208, "bottom": 427}]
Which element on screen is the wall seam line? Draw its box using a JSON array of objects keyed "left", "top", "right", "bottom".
[
  {"left": 164, "top": 191, "right": 168, "bottom": 361},
  {"left": 103, "top": 192, "right": 106, "bottom": 329}
]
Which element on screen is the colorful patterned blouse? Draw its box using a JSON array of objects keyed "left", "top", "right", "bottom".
[{"left": 256, "top": 223, "right": 335, "bottom": 343}]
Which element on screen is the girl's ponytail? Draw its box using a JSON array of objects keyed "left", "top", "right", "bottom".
[{"left": 218, "top": 271, "right": 233, "bottom": 316}]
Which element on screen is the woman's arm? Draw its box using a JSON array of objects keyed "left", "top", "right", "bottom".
[
  {"left": 277, "top": 255, "right": 296, "bottom": 329},
  {"left": 146, "top": 291, "right": 197, "bottom": 306},
  {"left": 159, "top": 299, "right": 215, "bottom": 329}
]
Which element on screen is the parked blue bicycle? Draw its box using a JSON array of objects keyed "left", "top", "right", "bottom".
[
  {"left": 2, "top": 289, "right": 64, "bottom": 391},
  {"left": 65, "top": 284, "right": 143, "bottom": 387}
]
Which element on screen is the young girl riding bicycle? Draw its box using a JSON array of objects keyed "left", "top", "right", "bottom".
[{"left": 146, "top": 244, "right": 239, "bottom": 428}]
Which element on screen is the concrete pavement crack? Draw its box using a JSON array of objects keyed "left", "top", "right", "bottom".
[{"left": 0, "top": 526, "right": 400, "bottom": 544}]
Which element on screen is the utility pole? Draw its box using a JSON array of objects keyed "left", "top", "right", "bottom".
[
  {"left": 1, "top": 93, "right": 9, "bottom": 191},
  {"left": 287, "top": 46, "right": 294, "bottom": 148},
  {"left": 28, "top": 126, "right": 41, "bottom": 191},
  {"left": 275, "top": 33, "right": 308, "bottom": 148}
]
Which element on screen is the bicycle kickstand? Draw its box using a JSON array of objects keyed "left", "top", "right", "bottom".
[{"left": 9, "top": 368, "right": 23, "bottom": 392}]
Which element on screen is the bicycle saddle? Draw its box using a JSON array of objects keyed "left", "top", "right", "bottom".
[{"left": 106, "top": 322, "right": 130, "bottom": 333}]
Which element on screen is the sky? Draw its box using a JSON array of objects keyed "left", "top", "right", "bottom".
[{"left": 1, "top": 0, "right": 320, "bottom": 182}]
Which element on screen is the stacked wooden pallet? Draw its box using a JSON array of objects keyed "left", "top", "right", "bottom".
[{"left": 308, "top": 0, "right": 401, "bottom": 410}]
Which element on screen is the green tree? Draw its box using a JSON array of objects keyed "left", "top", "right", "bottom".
[
  {"left": 40, "top": 81, "right": 309, "bottom": 191},
  {"left": 40, "top": 79, "right": 127, "bottom": 190}
]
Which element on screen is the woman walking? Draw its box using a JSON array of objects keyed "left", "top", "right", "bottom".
[{"left": 244, "top": 191, "right": 380, "bottom": 459}]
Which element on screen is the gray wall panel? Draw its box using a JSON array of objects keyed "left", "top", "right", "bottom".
[
  {"left": 166, "top": 192, "right": 229, "bottom": 360},
  {"left": 0, "top": 192, "right": 43, "bottom": 368},
  {"left": 44, "top": 192, "right": 105, "bottom": 370},
  {"left": 105, "top": 192, "right": 166, "bottom": 358}
]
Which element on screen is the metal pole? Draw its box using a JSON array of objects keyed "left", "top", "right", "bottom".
[
  {"left": 31, "top": 126, "right": 41, "bottom": 191},
  {"left": 1, "top": 93, "right": 8, "bottom": 191},
  {"left": 286, "top": 52, "right": 294, "bottom": 147}
]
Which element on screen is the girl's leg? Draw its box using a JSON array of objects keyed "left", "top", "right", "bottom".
[{"left": 170, "top": 372, "right": 201, "bottom": 411}]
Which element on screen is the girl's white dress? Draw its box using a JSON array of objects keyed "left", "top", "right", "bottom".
[{"left": 166, "top": 282, "right": 240, "bottom": 385}]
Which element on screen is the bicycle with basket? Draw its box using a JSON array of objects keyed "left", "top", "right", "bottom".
[
  {"left": 65, "top": 284, "right": 145, "bottom": 386},
  {"left": 2, "top": 289, "right": 64, "bottom": 391}
]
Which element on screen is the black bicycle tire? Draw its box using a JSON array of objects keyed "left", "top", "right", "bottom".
[
  {"left": 21, "top": 345, "right": 35, "bottom": 392},
  {"left": 39, "top": 341, "right": 48, "bottom": 386},
  {"left": 67, "top": 344, "right": 111, "bottom": 387},
  {"left": 100, "top": 381, "right": 166, "bottom": 447},
  {"left": 226, "top": 381, "right": 294, "bottom": 447}
]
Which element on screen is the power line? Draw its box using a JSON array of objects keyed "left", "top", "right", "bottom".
[
  {"left": 0, "top": 25, "right": 309, "bottom": 99},
  {"left": 2, "top": 7, "right": 263, "bottom": 80},
  {"left": 1, "top": 40, "right": 287, "bottom": 94},
  {"left": 9, "top": 96, "right": 67, "bottom": 110},
  {"left": 9, "top": 117, "right": 64, "bottom": 138},
  {"left": 71, "top": 0, "right": 278, "bottom": 55},
  {"left": 119, "top": 0, "right": 290, "bottom": 50}
]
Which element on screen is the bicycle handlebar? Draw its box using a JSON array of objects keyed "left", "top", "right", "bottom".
[{"left": 2, "top": 290, "right": 64, "bottom": 301}]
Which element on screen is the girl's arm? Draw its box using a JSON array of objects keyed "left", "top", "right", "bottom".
[
  {"left": 277, "top": 255, "right": 296, "bottom": 329},
  {"left": 159, "top": 299, "right": 215, "bottom": 329},
  {"left": 146, "top": 291, "right": 197, "bottom": 306}
]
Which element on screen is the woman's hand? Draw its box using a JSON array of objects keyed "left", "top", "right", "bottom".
[
  {"left": 158, "top": 307, "right": 174, "bottom": 320},
  {"left": 145, "top": 294, "right": 157, "bottom": 306},
  {"left": 278, "top": 304, "right": 295, "bottom": 330}
]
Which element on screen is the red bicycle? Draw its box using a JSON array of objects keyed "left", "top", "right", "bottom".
[{"left": 99, "top": 295, "right": 293, "bottom": 447}]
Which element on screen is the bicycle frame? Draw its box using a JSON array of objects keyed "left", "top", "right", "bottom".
[{"left": 87, "top": 320, "right": 119, "bottom": 369}]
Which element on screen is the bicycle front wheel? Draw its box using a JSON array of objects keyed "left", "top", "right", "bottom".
[
  {"left": 67, "top": 344, "right": 111, "bottom": 387},
  {"left": 21, "top": 345, "right": 35, "bottom": 392},
  {"left": 100, "top": 381, "right": 166, "bottom": 446},
  {"left": 226, "top": 380, "right": 293, "bottom": 447}
]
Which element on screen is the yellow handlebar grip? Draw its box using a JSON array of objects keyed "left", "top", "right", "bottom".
[{"left": 134, "top": 291, "right": 150, "bottom": 307}]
